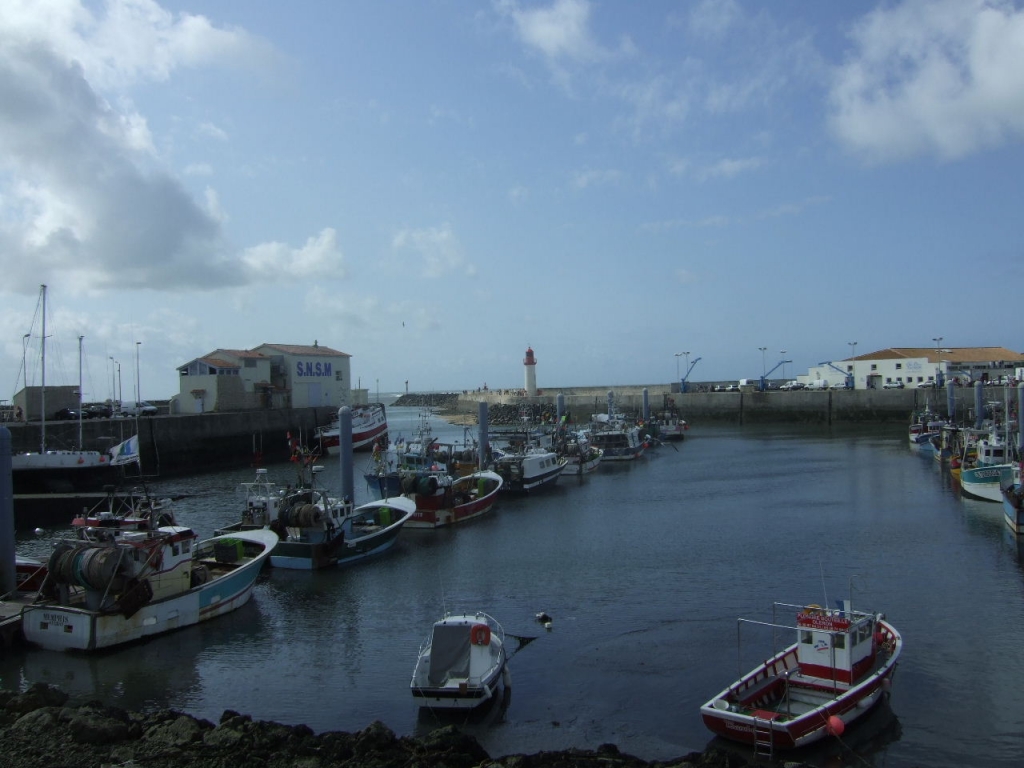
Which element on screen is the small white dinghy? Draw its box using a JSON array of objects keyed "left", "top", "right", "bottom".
[{"left": 410, "top": 612, "right": 507, "bottom": 709}]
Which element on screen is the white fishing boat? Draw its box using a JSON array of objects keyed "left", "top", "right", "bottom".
[
  {"left": 700, "top": 600, "right": 901, "bottom": 754},
  {"left": 315, "top": 403, "right": 388, "bottom": 454},
  {"left": 491, "top": 444, "right": 566, "bottom": 492},
  {"left": 215, "top": 467, "right": 415, "bottom": 569},
  {"left": 23, "top": 526, "right": 277, "bottom": 652},
  {"left": 410, "top": 611, "right": 507, "bottom": 709},
  {"left": 555, "top": 430, "right": 603, "bottom": 476}
]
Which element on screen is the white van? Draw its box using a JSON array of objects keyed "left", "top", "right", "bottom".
[{"left": 117, "top": 401, "right": 158, "bottom": 417}]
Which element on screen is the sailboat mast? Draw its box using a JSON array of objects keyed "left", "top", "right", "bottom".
[
  {"left": 78, "top": 335, "right": 84, "bottom": 449},
  {"left": 40, "top": 283, "right": 46, "bottom": 454}
]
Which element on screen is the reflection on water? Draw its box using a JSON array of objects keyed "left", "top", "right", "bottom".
[{"left": 3, "top": 413, "right": 1024, "bottom": 768}]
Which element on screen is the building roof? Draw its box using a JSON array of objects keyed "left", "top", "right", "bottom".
[
  {"left": 849, "top": 347, "right": 1023, "bottom": 364},
  {"left": 200, "top": 357, "right": 240, "bottom": 369},
  {"left": 259, "top": 343, "right": 349, "bottom": 357}
]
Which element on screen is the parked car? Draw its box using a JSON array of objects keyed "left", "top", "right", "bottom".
[
  {"left": 883, "top": 381, "right": 905, "bottom": 389},
  {"left": 84, "top": 404, "right": 113, "bottom": 419},
  {"left": 118, "top": 401, "right": 158, "bottom": 416},
  {"left": 724, "top": 384, "right": 740, "bottom": 392},
  {"left": 53, "top": 407, "right": 86, "bottom": 420}
]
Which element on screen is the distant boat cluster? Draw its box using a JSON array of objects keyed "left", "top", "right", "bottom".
[{"left": 907, "top": 383, "right": 1024, "bottom": 534}]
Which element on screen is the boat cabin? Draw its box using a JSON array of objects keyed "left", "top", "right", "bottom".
[{"left": 795, "top": 605, "right": 877, "bottom": 685}]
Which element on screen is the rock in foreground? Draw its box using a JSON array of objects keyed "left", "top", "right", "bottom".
[{"left": 0, "top": 683, "right": 795, "bottom": 768}]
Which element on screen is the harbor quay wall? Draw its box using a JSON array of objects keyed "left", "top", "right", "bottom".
[
  {"left": 7, "top": 407, "right": 337, "bottom": 478},
  {"left": 450, "top": 384, "right": 989, "bottom": 425}
]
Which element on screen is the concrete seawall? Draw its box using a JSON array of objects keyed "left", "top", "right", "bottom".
[
  {"left": 453, "top": 385, "right": 989, "bottom": 425},
  {"left": 8, "top": 407, "right": 337, "bottom": 478}
]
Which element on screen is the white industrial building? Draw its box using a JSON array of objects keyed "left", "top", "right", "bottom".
[
  {"left": 802, "top": 346, "right": 1024, "bottom": 390},
  {"left": 173, "top": 341, "right": 355, "bottom": 413}
]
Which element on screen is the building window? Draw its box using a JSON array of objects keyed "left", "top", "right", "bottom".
[
  {"left": 244, "top": 359, "right": 257, "bottom": 368},
  {"left": 871, "top": 364, "right": 877, "bottom": 371},
  {"left": 895, "top": 363, "right": 902, "bottom": 370}
]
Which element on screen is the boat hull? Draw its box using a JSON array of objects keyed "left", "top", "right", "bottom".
[
  {"left": 1003, "top": 484, "right": 1024, "bottom": 534},
  {"left": 317, "top": 404, "right": 388, "bottom": 454},
  {"left": 960, "top": 464, "right": 1012, "bottom": 502},
  {"left": 405, "top": 471, "right": 502, "bottom": 529},
  {"left": 271, "top": 498, "right": 415, "bottom": 569},
  {"left": 23, "top": 529, "right": 277, "bottom": 652}
]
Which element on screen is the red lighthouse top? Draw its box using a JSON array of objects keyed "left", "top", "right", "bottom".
[{"left": 523, "top": 347, "right": 536, "bottom": 365}]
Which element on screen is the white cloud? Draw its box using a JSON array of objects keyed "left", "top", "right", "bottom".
[
  {"left": 197, "top": 122, "right": 228, "bottom": 141},
  {"left": 698, "top": 157, "right": 763, "bottom": 180},
  {"left": 688, "top": 0, "right": 742, "bottom": 41},
  {"left": 0, "top": 0, "right": 288, "bottom": 295},
  {"left": 392, "top": 223, "right": 467, "bottom": 278},
  {"left": 570, "top": 167, "right": 621, "bottom": 190},
  {"left": 184, "top": 163, "right": 213, "bottom": 176},
  {"left": 240, "top": 228, "right": 343, "bottom": 280},
  {"left": 501, "top": 0, "right": 604, "bottom": 63},
  {"left": 508, "top": 185, "right": 529, "bottom": 203},
  {"left": 829, "top": 0, "right": 1024, "bottom": 161}
]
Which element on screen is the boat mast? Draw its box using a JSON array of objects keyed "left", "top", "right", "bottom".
[
  {"left": 40, "top": 283, "right": 46, "bottom": 453},
  {"left": 78, "top": 335, "right": 84, "bottom": 450}
]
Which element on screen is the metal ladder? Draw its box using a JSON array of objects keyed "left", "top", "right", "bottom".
[{"left": 752, "top": 715, "right": 774, "bottom": 760}]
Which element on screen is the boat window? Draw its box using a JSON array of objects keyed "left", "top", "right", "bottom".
[
  {"left": 172, "top": 544, "right": 180, "bottom": 556},
  {"left": 182, "top": 541, "right": 191, "bottom": 554},
  {"left": 833, "top": 633, "right": 845, "bottom": 650},
  {"left": 800, "top": 630, "right": 813, "bottom": 645}
]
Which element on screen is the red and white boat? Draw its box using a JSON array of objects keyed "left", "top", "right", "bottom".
[
  {"left": 404, "top": 470, "right": 503, "bottom": 529},
  {"left": 315, "top": 403, "right": 388, "bottom": 454},
  {"left": 700, "top": 600, "right": 901, "bottom": 753}
]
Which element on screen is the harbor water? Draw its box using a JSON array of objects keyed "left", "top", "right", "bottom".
[{"left": 3, "top": 407, "right": 1023, "bottom": 767}]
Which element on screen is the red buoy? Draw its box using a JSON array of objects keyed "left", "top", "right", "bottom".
[{"left": 827, "top": 715, "right": 845, "bottom": 736}]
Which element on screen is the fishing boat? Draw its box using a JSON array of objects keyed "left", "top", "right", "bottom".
[
  {"left": 364, "top": 412, "right": 479, "bottom": 498},
  {"left": 403, "top": 470, "right": 503, "bottom": 529},
  {"left": 22, "top": 526, "right": 277, "bottom": 652},
  {"left": 700, "top": 600, "right": 901, "bottom": 753},
  {"left": 315, "top": 402, "right": 388, "bottom": 454},
  {"left": 650, "top": 396, "right": 688, "bottom": 441},
  {"left": 70, "top": 482, "right": 175, "bottom": 535},
  {"left": 586, "top": 410, "right": 646, "bottom": 461},
  {"left": 491, "top": 444, "right": 566, "bottom": 493},
  {"left": 1001, "top": 464, "right": 1024, "bottom": 534},
  {"left": 554, "top": 430, "right": 603, "bottom": 476},
  {"left": 959, "top": 426, "right": 1017, "bottom": 502},
  {"left": 410, "top": 611, "right": 507, "bottom": 709},
  {"left": 215, "top": 467, "right": 415, "bottom": 569}
]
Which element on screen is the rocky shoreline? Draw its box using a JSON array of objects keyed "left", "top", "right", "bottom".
[{"left": 0, "top": 683, "right": 803, "bottom": 768}]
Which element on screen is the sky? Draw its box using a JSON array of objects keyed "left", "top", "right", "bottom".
[{"left": 2, "top": 0, "right": 1023, "bottom": 403}]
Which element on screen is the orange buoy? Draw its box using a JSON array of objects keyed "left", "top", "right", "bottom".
[
  {"left": 826, "top": 715, "right": 845, "bottom": 736},
  {"left": 470, "top": 623, "right": 491, "bottom": 646}
]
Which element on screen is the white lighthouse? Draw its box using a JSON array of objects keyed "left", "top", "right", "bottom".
[{"left": 523, "top": 346, "right": 538, "bottom": 396}]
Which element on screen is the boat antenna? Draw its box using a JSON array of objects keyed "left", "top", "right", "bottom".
[{"left": 819, "top": 559, "right": 829, "bottom": 610}]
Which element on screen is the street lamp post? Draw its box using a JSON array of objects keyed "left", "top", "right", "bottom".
[
  {"left": 758, "top": 347, "right": 767, "bottom": 377},
  {"left": 848, "top": 341, "right": 857, "bottom": 359},
  {"left": 674, "top": 352, "right": 683, "bottom": 383},
  {"left": 135, "top": 341, "right": 142, "bottom": 406},
  {"left": 780, "top": 350, "right": 787, "bottom": 381},
  {"left": 932, "top": 336, "right": 944, "bottom": 385},
  {"left": 22, "top": 333, "right": 30, "bottom": 391}
]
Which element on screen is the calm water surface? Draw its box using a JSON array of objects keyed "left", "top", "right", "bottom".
[{"left": 4, "top": 407, "right": 1023, "bottom": 767}]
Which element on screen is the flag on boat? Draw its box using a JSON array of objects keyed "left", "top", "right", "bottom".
[{"left": 110, "top": 435, "right": 140, "bottom": 466}]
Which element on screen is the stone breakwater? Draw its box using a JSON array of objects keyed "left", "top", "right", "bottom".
[
  {"left": 0, "top": 683, "right": 800, "bottom": 768},
  {"left": 390, "top": 395, "right": 599, "bottom": 427}
]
